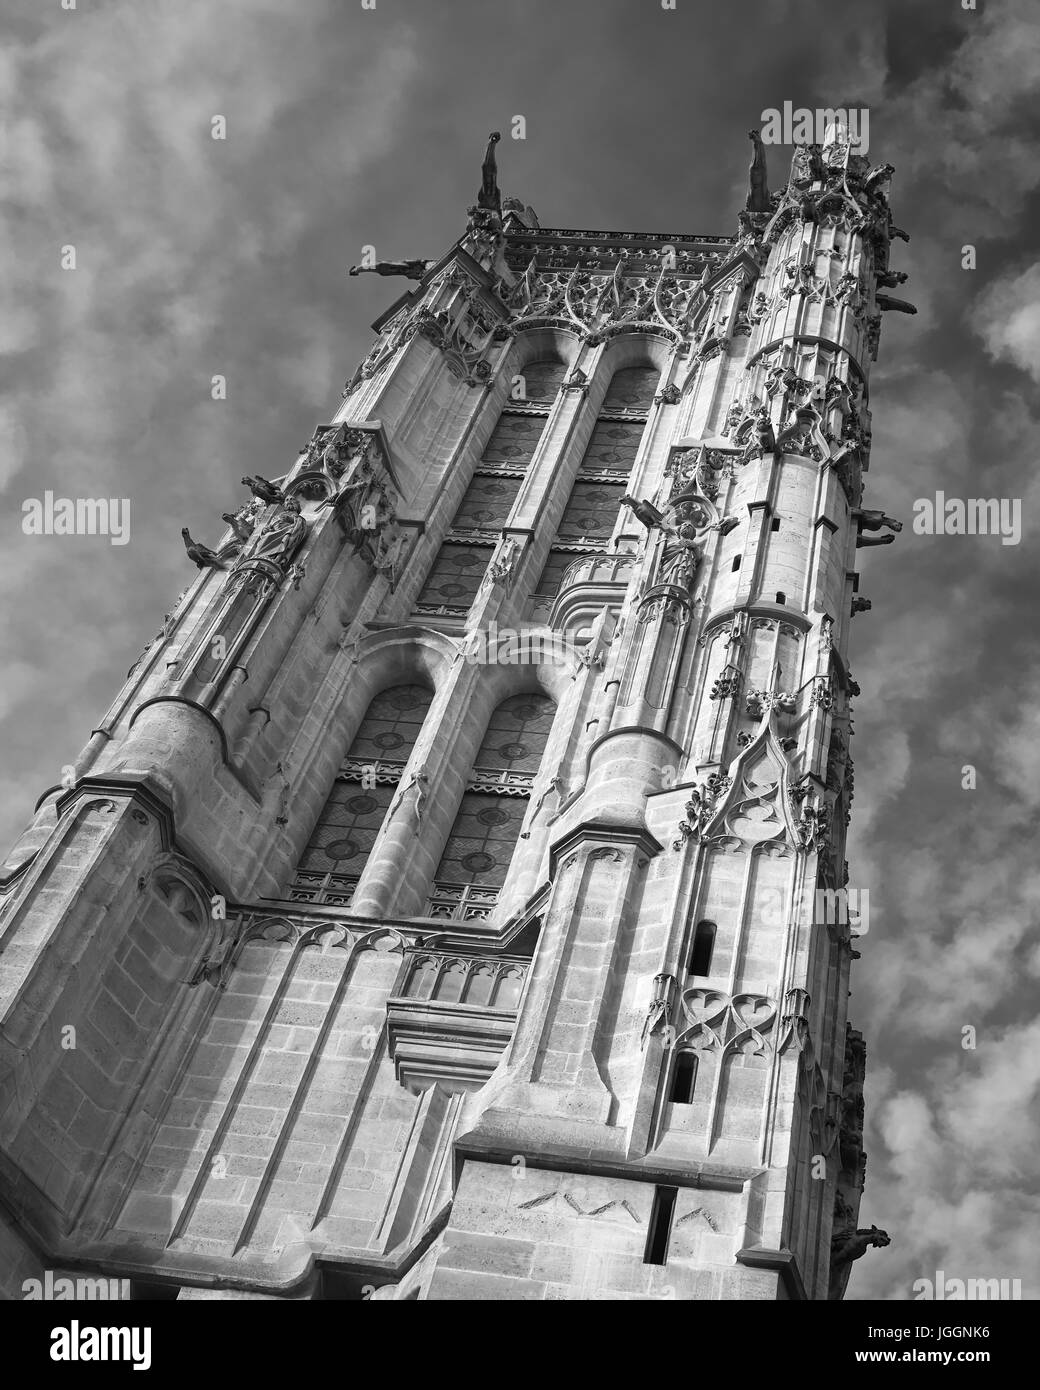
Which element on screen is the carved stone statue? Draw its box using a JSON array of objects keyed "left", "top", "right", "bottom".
[
  {"left": 389, "top": 763, "right": 430, "bottom": 824},
  {"left": 477, "top": 131, "right": 502, "bottom": 213},
  {"left": 776, "top": 407, "right": 823, "bottom": 458},
  {"left": 623, "top": 495, "right": 704, "bottom": 592},
  {"left": 371, "top": 525, "right": 405, "bottom": 590},
  {"left": 250, "top": 495, "right": 307, "bottom": 567},
  {"left": 481, "top": 537, "right": 517, "bottom": 592},
  {"left": 659, "top": 521, "right": 702, "bottom": 589},
  {"left": 673, "top": 773, "right": 730, "bottom": 849},
  {"left": 745, "top": 130, "right": 770, "bottom": 215},
  {"left": 862, "top": 162, "right": 896, "bottom": 194},
  {"left": 640, "top": 974, "right": 676, "bottom": 1049},
  {"left": 752, "top": 404, "right": 775, "bottom": 456}
]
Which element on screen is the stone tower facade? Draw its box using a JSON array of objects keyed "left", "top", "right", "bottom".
[{"left": 0, "top": 128, "right": 908, "bottom": 1301}]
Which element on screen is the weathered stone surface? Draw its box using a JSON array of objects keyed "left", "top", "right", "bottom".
[{"left": 0, "top": 130, "right": 902, "bottom": 1301}]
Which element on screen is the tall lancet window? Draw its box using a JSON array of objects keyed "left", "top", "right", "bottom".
[
  {"left": 291, "top": 684, "right": 434, "bottom": 905},
  {"left": 530, "top": 362, "right": 660, "bottom": 621},
  {"left": 415, "top": 357, "right": 568, "bottom": 618},
  {"left": 427, "top": 692, "right": 556, "bottom": 921}
]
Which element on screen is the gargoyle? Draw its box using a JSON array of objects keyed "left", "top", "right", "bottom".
[
  {"left": 241, "top": 475, "right": 284, "bottom": 505},
  {"left": 832, "top": 1225, "right": 890, "bottom": 1266},
  {"left": 348, "top": 258, "right": 434, "bottom": 281},
  {"left": 854, "top": 508, "right": 902, "bottom": 532},
  {"left": 875, "top": 293, "right": 917, "bottom": 315},
  {"left": 622, "top": 495, "right": 667, "bottom": 531},
  {"left": 855, "top": 533, "right": 893, "bottom": 548},
  {"left": 181, "top": 528, "right": 225, "bottom": 570},
  {"left": 828, "top": 1225, "right": 890, "bottom": 1300}
]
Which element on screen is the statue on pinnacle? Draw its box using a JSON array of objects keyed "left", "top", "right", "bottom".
[{"left": 477, "top": 131, "right": 502, "bottom": 213}]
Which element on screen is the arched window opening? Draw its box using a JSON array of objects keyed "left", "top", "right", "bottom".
[
  {"left": 416, "top": 360, "right": 565, "bottom": 619},
  {"left": 435, "top": 960, "right": 467, "bottom": 1004},
  {"left": 403, "top": 956, "right": 438, "bottom": 999},
  {"left": 427, "top": 693, "right": 556, "bottom": 921},
  {"left": 600, "top": 365, "right": 660, "bottom": 414},
  {"left": 688, "top": 920, "right": 716, "bottom": 977},
  {"left": 491, "top": 966, "right": 524, "bottom": 1009},
  {"left": 529, "top": 362, "right": 655, "bottom": 620},
  {"left": 517, "top": 357, "right": 568, "bottom": 405},
  {"left": 669, "top": 1051, "right": 698, "bottom": 1105},
  {"left": 461, "top": 964, "right": 495, "bottom": 1007},
  {"left": 291, "top": 683, "right": 433, "bottom": 905}
]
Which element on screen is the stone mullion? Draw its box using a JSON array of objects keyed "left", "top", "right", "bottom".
[
  {"left": 349, "top": 655, "right": 491, "bottom": 921},
  {"left": 498, "top": 387, "right": 597, "bottom": 628},
  {"left": 493, "top": 670, "right": 587, "bottom": 925},
  {"left": 608, "top": 367, "right": 680, "bottom": 530}
]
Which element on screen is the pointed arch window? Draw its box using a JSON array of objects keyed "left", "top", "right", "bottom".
[
  {"left": 517, "top": 356, "right": 568, "bottom": 405},
  {"left": 600, "top": 365, "right": 661, "bottom": 414},
  {"left": 291, "top": 683, "right": 433, "bottom": 905},
  {"left": 426, "top": 692, "right": 556, "bottom": 920},
  {"left": 415, "top": 358, "right": 566, "bottom": 619}
]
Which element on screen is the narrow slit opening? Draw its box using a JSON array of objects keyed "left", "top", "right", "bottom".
[
  {"left": 688, "top": 920, "right": 716, "bottom": 976},
  {"left": 644, "top": 1186, "right": 678, "bottom": 1265},
  {"left": 669, "top": 1052, "right": 697, "bottom": 1105}
]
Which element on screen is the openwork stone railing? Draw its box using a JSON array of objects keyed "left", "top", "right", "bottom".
[
  {"left": 544, "top": 550, "right": 635, "bottom": 630},
  {"left": 288, "top": 871, "right": 360, "bottom": 906},
  {"left": 424, "top": 881, "right": 500, "bottom": 921},
  {"left": 558, "top": 552, "right": 635, "bottom": 590},
  {"left": 413, "top": 602, "right": 470, "bottom": 619},
  {"left": 467, "top": 766, "right": 535, "bottom": 794},
  {"left": 338, "top": 758, "right": 406, "bottom": 783}
]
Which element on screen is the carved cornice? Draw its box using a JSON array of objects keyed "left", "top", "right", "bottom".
[{"left": 548, "top": 819, "right": 664, "bottom": 877}]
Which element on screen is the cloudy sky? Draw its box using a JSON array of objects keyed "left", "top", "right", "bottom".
[{"left": 4, "top": 0, "right": 1039, "bottom": 1300}]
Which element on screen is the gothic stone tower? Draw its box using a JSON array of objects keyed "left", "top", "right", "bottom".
[{"left": 0, "top": 129, "right": 908, "bottom": 1301}]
